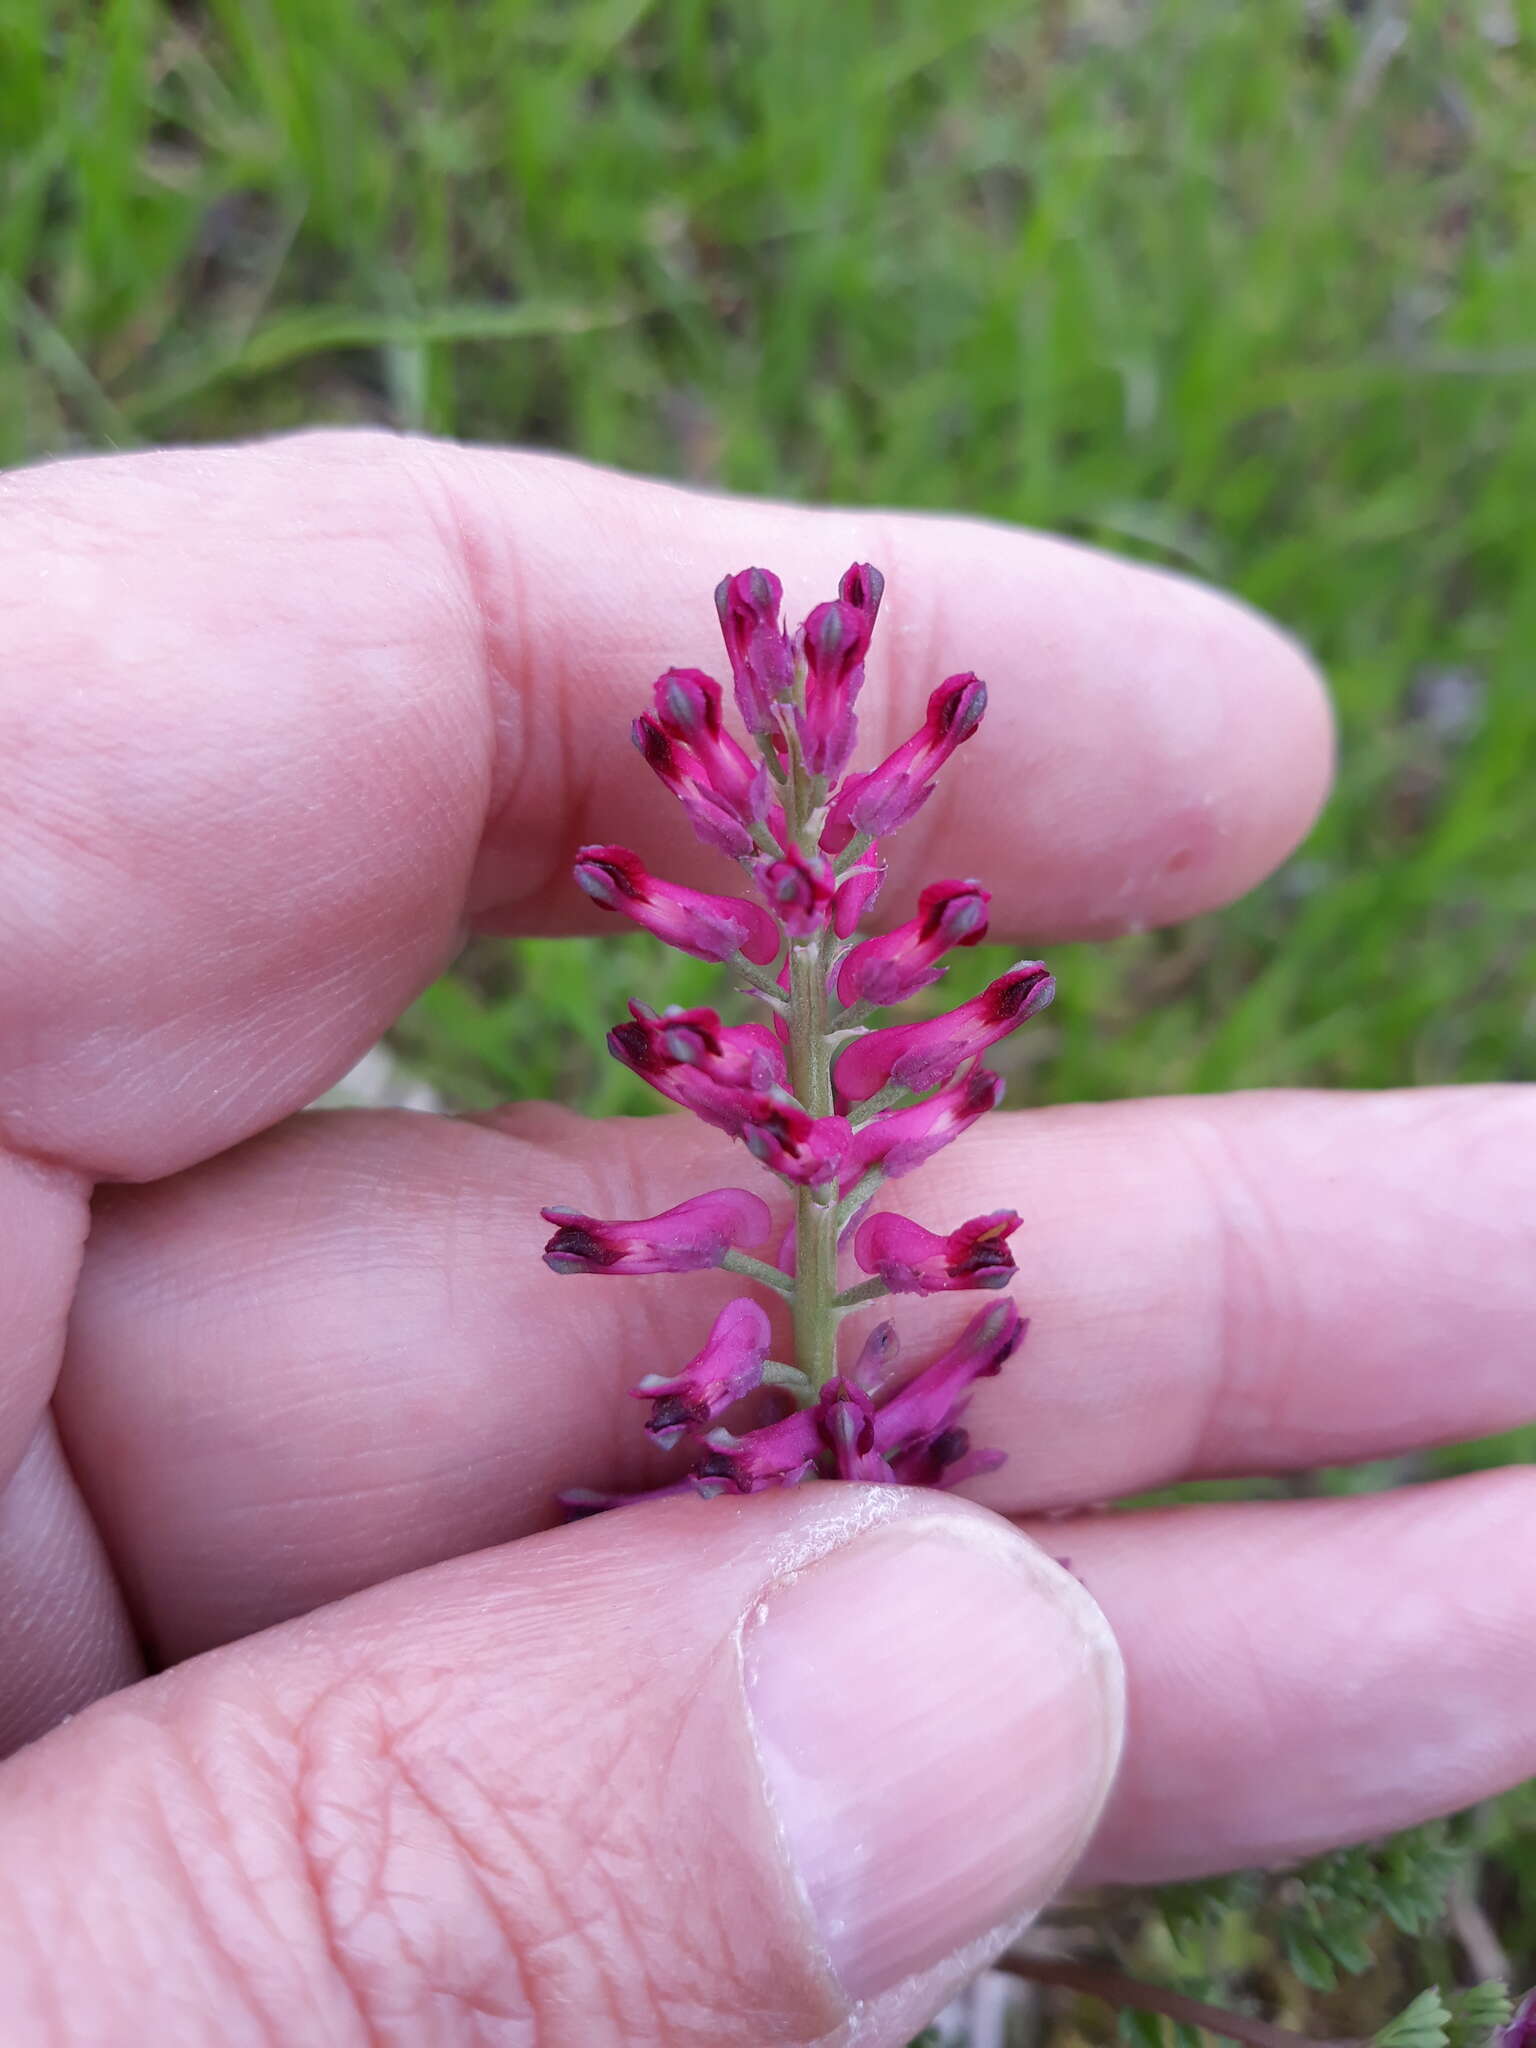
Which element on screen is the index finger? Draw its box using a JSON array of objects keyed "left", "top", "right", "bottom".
[{"left": 0, "top": 430, "right": 1330, "bottom": 1184}]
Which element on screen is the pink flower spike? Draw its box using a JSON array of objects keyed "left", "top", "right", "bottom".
[
  {"left": 854, "top": 1208, "right": 1020, "bottom": 1294},
  {"left": 839, "top": 1064, "right": 1003, "bottom": 1190},
  {"left": 836, "top": 878, "right": 991, "bottom": 1007},
  {"left": 822, "top": 672, "right": 988, "bottom": 853},
  {"left": 697, "top": 1406, "right": 821, "bottom": 1493},
  {"left": 830, "top": 842, "right": 885, "bottom": 937},
  {"left": 755, "top": 844, "right": 835, "bottom": 938},
  {"left": 633, "top": 668, "right": 767, "bottom": 857},
  {"left": 833, "top": 961, "right": 1054, "bottom": 1104},
  {"left": 715, "top": 567, "right": 794, "bottom": 734},
  {"left": 872, "top": 1300, "right": 1026, "bottom": 1461},
  {"left": 795, "top": 594, "right": 872, "bottom": 780},
  {"left": 540, "top": 1187, "right": 774, "bottom": 1277},
  {"left": 631, "top": 1297, "right": 773, "bottom": 1448},
  {"left": 575, "top": 846, "right": 780, "bottom": 965}
]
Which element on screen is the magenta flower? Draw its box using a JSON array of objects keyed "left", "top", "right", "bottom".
[
  {"left": 541, "top": 1187, "right": 774, "bottom": 1276},
  {"left": 816, "top": 1377, "right": 893, "bottom": 1482},
  {"left": 794, "top": 563, "right": 883, "bottom": 780},
  {"left": 834, "top": 961, "right": 1054, "bottom": 1104},
  {"left": 608, "top": 1002, "right": 785, "bottom": 1091},
  {"left": 755, "top": 844, "right": 836, "bottom": 938},
  {"left": 822, "top": 671, "right": 988, "bottom": 853},
  {"left": 633, "top": 667, "right": 767, "bottom": 857},
  {"left": 836, "top": 878, "right": 991, "bottom": 1007},
  {"left": 631, "top": 1297, "right": 774, "bottom": 1448},
  {"left": 840, "top": 1065, "right": 1003, "bottom": 1191},
  {"left": 739, "top": 1098, "right": 850, "bottom": 1186},
  {"left": 715, "top": 567, "right": 794, "bottom": 734},
  {"left": 854, "top": 1209, "right": 1021, "bottom": 1294},
  {"left": 575, "top": 845, "right": 780, "bottom": 965},
  {"left": 698, "top": 1405, "right": 821, "bottom": 1493},
  {"left": 551, "top": 563, "right": 1054, "bottom": 1514},
  {"left": 873, "top": 1302, "right": 1026, "bottom": 1459},
  {"left": 1497, "top": 1992, "right": 1536, "bottom": 2048}
]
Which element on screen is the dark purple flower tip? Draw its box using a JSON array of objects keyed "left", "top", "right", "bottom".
[
  {"left": 890, "top": 1428, "right": 1007, "bottom": 1490},
  {"left": 696, "top": 1406, "right": 821, "bottom": 1492},
  {"left": 821, "top": 671, "right": 988, "bottom": 852},
  {"left": 540, "top": 1187, "right": 774, "bottom": 1277},
  {"left": 839, "top": 561, "right": 885, "bottom": 624},
  {"left": 715, "top": 567, "right": 794, "bottom": 734},
  {"left": 740, "top": 1098, "right": 851, "bottom": 1187},
  {"left": 574, "top": 844, "right": 781, "bottom": 965},
  {"left": 835, "top": 877, "right": 991, "bottom": 1008},
  {"left": 839, "top": 1064, "right": 1004, "bottom": 1189},
  {"left": 833, "top": 961, "right": 1053, "bottom": 1104},
  {"left": 853, "top": 1208, "right": 1021, "bottom": 1294},
  {"left": 654, "top": 666, "right": 724, "bottom": 740},
  {"left": 631, "top": 1296, "right": 774, "bottom": 1447},
  {"left": 755, "top": 844, "right": 836, "bottom": 939},
  {"left": 607, "top": 1003, "right": 786, "bottom": 1091}
]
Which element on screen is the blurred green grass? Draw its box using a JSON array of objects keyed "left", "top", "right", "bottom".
[{"left": 5, "top": 0, "right": 1533, "bottom": 2003}]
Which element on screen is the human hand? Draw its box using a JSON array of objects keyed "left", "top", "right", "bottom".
[{"left": 0, "top": 434, "right": 1531, "bottom": 2046}]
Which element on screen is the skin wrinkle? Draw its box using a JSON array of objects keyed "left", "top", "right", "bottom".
[
  {"left": 1177, "top": 1104, "right": 1306, "bottom": 1478},
  {"left": 284, "top": 1670, "right": 532, "bottom": 2048}
]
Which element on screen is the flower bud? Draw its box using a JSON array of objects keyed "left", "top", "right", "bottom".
[
  {"left": 575, "top": 845, "right": 780, "bottom": 965},
  {"left": 755, "top": 844, "right": 836, "bottom": 938},
  {"left": 836, "top": 878, "right": 991, "bottom": 1007},
  {"left": 796, "top": 594, "right": 871, "bottom": 780},
  {"left": 839, "top": 1065, "right": 1004, "bottom": 1189},
  {"left": 633, "top": 665, "right": 768, "bottom": 857},
  {"left": 833, "top": 962, "right": 1053, "bottom": 1104},
  {"left": 715, "top": 567, "right": 794, "bottom": 734},
  {"left": 822, "top": 672, "right": 988, "bottom": 852}
]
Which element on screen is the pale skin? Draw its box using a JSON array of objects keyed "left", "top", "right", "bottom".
[{"left": 0, "top": 431, "right": 1531, "bottom": 2047}]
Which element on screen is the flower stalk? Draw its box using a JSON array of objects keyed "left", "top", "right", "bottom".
[{"left": 542, "top": 560, "right": 1056, "bottom": 1507}]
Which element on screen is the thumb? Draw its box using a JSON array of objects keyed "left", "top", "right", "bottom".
[{"left": 0, "top": 1485, "right": 1123, "bottom": 2047}]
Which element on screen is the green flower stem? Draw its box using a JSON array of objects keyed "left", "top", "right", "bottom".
[
  {"left": 733, "top": 955, "right": 789, "bottom": 1005},
  {"left": 832, "top": 1276, "right": 890, "bottom": 1312},
  {"left": 788, "top": 936, "right": 839, "bottom": 1390},
  {"left": 720, "top": 1249, "right": 796, "bottom": 1299},
  {"left": 848, "top": 1078, "right": 910, "bottom": 1127},
  {"left": 834, "top": 1167, "right": 885, "bottom": 1232}
]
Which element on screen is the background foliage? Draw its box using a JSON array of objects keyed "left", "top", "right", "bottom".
[{"left": 4, "top": 0, "right": 1532, "bottom": 2027}]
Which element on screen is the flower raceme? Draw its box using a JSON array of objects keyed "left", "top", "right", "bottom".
[{"left": 544, "top": 563, "right": 1055, "bottom": 1506}]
